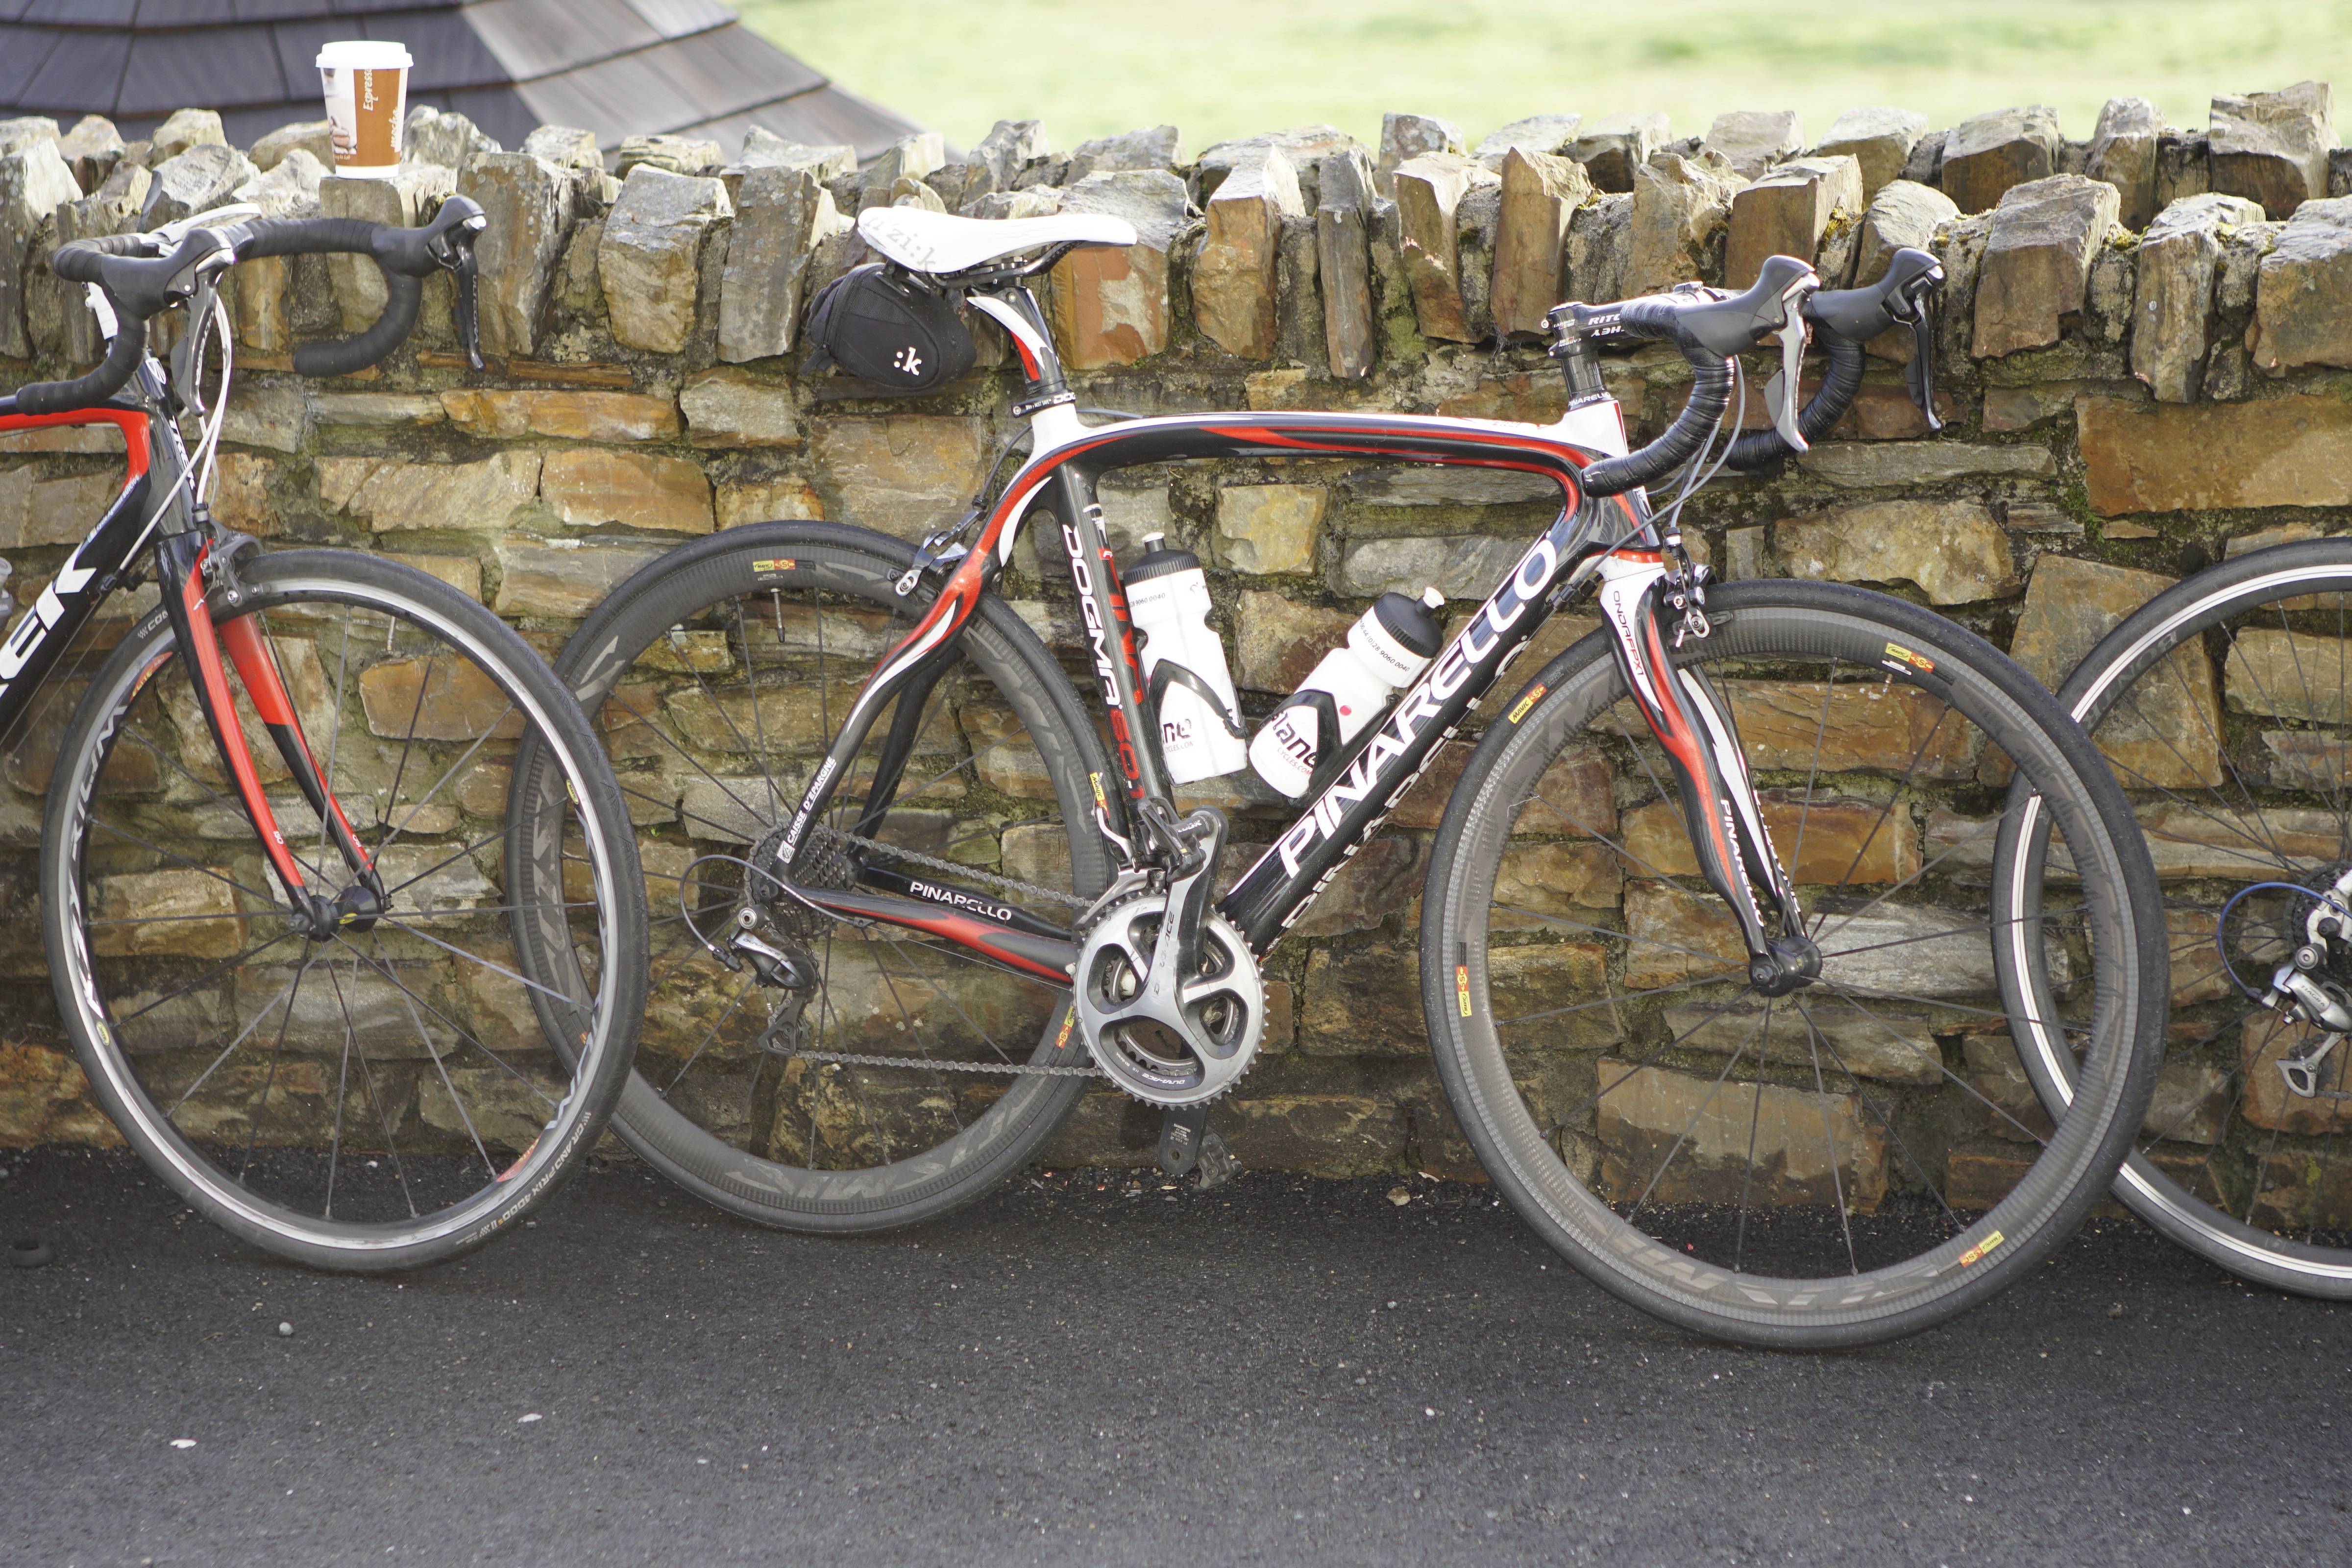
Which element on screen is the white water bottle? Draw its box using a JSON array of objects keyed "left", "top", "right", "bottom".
[
  {"left": 1249, "top": 587, "right": 1447, "bottom": 799},
  {"left": 1125, "top": 534, "right": 1249, "bottom": 784}
]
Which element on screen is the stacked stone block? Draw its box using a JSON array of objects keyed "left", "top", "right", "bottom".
[{"left": 0, "top": 89, "right": 2347, "bottom": 1214}]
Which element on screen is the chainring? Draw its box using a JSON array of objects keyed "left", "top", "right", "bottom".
[{"left": 1074, "top": 890, "right": 1265, "bottom": 1107}]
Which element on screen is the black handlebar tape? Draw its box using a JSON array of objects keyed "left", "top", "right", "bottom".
[
  {"left": 1720, "top": 337, "right": 1866, "bottom": 471},
  {"left": 294, "top": 271, "right": 422, "bottom": 378},
  {"left": 14, "top": 315, "right": 148, "bottom": 416},
  {"left": 1579, "top": 350, "right": 1735, "bottom": 497},
  {"left": 1569, "top": 255, "right": 1815, "bottom": 496},
  {"left": 53, "top": 231, "right": 215, "bottom": 322},
  {"left": 232, "top": 216, "right": 390, "bottom": 262}
]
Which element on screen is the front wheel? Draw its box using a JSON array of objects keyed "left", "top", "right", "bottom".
[
  {"left": 1421, "top": 580, "right": 2165, "bottom": 1348},
  {"left": 41, "top": 551, "right": 647, "bottom": 1272}
]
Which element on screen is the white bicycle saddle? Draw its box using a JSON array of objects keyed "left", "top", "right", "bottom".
[{"left": 856, "top": 206, "right": 1137, "bottom": 275}]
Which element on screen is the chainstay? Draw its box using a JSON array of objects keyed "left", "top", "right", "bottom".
[
  {"left": 801, "top": 823, "right": 1091, "bottom": 909},
  {"left": 783, "top": 1048, "right": 1102, "bottom": 1078}
]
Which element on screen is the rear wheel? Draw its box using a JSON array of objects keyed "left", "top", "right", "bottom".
[
  {"left": 1422, "top": 580, "right": 2165, "bottom": 1347},
  {"left": 2015, "top": 539, "right": 2352, "bottom": 1297},
  {"left": 526, "top": 523, "right": 1115, "bottom": 1232},
  {"left": 41, "top": 552, "right": 646, "bottom": 1272}
]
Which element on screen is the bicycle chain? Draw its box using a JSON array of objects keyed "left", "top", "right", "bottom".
[{"left": 784, "top": 1048, "right": 1101, "bottom": 1078}]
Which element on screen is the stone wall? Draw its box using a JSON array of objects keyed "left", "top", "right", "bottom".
[{"left": 1, "top": 89, "right": 2349, "bottom": 1186}]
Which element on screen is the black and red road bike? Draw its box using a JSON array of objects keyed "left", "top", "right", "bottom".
[
  {"left": 3, "top": 199, "right": 645, "bottom": 1270},
  {"left": 528, "top": 208, "right": 2164, "bottom": 1347}
]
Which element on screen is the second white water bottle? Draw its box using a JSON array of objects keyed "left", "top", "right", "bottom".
[
  {"left": 1248, "top": 588, "right": 1447, "bottom": 798},
  {"left": 1125, "top": 534, "right": 1249, "bottom": 784}
]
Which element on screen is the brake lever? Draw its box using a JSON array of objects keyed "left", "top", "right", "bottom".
[
  {"left": 1898, "top": 284, "right": 1942, "bottom": 433},
  {"left": 452, "top": 246, "right": 484, "bottom": 371},
  {"left": 424, "top": 204, "right": 490, "bottom": 371},
  {"left": 81, "top": 280, "right": 120, "bottom": 342},
  {"left": 1764, "top": 264, "right": 1816, "bottom": 452},
  {"left": 1765, "top": 314, "right": 1810, "bottom": 453},
  {"left": 171, "top": 274, "right": 218, "bottom": 414}
]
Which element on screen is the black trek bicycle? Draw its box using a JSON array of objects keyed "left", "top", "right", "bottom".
[
  {"left": 521, "top": 205, "right": 2165, "bottom": 1347},
  {"left": 1, "top": 198, "right": 647, "bottom": 1270}
]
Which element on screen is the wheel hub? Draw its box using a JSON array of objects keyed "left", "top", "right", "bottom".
[{"left": 1747, "top": 933, "right": 1822, "bottom": 998}]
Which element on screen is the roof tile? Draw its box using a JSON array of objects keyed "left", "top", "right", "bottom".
[{"left": 3, "top": 2, "right": 920, "bottom": 158}]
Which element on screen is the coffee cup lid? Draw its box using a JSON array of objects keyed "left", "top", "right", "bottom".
[{"left": 316, "top": 39, "right": 414, "bottom": 70}]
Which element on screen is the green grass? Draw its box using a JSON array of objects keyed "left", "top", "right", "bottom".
[{"left": 739, "top": 0, "right": 2352, "bottom": 157}]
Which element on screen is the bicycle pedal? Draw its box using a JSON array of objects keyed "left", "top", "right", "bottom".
[{"left": 1192, "top": 1129, "right": 1238, "bottom": 1192}]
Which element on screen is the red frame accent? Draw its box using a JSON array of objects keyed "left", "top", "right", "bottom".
[
  {"left": 867, "top": 412, "right": 1613, "bottom": 798},
  {"left": 0, "top": 406, "right": 152, "bottom": 478},
  {"left": 218, "top": 612, "right": 373, "bottom": 874},
  {"left": 173, "top": 553, "right": 317, "bottom": 899}
]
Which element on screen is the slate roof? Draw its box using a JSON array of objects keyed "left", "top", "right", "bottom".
[{"left": 0, "top": 0, "right": 923, "bottom": 160}]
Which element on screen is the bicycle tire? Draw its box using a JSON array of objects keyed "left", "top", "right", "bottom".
[
  {"left": 41, "top": 551, "right": 647, "bottom": 1272},
  {"left": 2011, "top": 537, "right": 2352, "bottom": 1297},
  {"left": 524, "top": 522, "right": 1116, "bottom": 1232},
  {"left": 1421, "top": 579, "right": 2165, "bottom": 1348}
]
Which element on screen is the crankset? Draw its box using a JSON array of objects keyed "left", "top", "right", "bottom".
[{"left": 1073, "top": 806, "right": 1267, "bottom": 1108}]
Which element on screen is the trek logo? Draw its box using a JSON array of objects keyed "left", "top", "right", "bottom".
[
  {"left": 907, "top": 878, "right": 1013, "bottom": 924},
  {"left": 0, "top": 537, "right": 103, "bottom": 702},
  {"left": 893, "top": 346, "right": 923, "bottom": 376},
  {"left": 1272, "top": 533, "right": 1562, "bottom": 881}
]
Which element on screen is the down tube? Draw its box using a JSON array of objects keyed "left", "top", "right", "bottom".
[{"left": 1219, "top": 498, "right": 1627, "bottom": 952}]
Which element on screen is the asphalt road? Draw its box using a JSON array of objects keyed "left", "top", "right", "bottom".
[{"left": 2, "top": 1146, "right": 2345, "bottom": 1568}]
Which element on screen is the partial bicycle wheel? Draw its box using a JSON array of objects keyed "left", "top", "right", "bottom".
[
  {"left": 2011, "top": 538, "right": 2352, "bottom": 1297},
  {"left": 1422, "top": 579, "right": 2165, "bottom": 1348},
  {"left": 523, "top": 522, "right": 1115, "bottom": 1232},
  {"left": 41, "top": 550, "right": 647, "bottom": 1272}
]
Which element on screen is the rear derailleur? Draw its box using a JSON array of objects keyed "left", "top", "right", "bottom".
[
  {"left": 725, "top": 906, "right": 821, "bottom": 1056},
  {"left": 2260, "top": 872, "right": 2352, "bottom": 1101}
]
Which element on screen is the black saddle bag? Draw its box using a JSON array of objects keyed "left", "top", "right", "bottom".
[{"left": 802, "top": 263, "right": 976, "bottom": 393}]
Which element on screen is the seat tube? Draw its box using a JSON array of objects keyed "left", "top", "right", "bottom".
[
  {"left": 1592, "top": 551, "right": 1802, "bottom": 966},
  {"left": 1051, "top": 464, "right": 1170, "bottom": 805}
]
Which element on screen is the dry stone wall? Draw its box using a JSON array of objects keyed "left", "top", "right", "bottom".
[{"left": 2, "top": 87, "right": 2350, "bottom": 1200}]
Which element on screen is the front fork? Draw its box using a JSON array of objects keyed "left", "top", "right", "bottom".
[
  {"left": 157, "top": 528, "right": 383, "bottom": 937},
  {"left": 1592, "top": 550, "right": 1818, "bottom": 993}
]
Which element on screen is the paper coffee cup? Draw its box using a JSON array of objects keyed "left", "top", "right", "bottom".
[{"left": 317, "top": 40, "right": 413, "bottom": 177}]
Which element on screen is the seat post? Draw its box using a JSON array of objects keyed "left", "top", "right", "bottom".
[{"left": 969, "top": 285, "right": 1074, "bottom": 421}]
